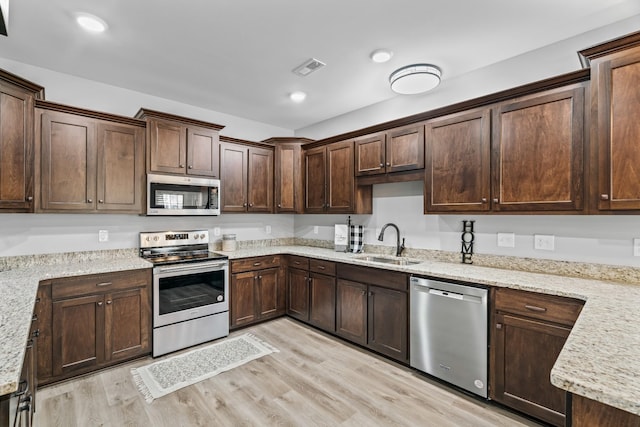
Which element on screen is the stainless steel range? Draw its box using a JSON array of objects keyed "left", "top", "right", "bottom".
[{"left": 139, "top": 230, "right": 229, "bottom": 357}]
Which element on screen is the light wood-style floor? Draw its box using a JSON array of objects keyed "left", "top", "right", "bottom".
[{"left": 34, "top": 318, "right": 542, "bottom": 426}]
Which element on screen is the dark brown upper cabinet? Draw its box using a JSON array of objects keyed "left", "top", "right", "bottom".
[
  {"left": 266, "top": 137, "right": 313, "bottom": 214},
  {"left": 491, "top": 84, "right": 585, "bottom": 212},
  {"left": 582, "top": 37, "right": 640, "bottom": 211},
  {"left": 220, "top": 139, "right": 274, "bottom": 213},
  {"left": 304, "top": 140, "right": 372, "bottom": 214},
  {"left": 425, "top": 108, "right": 491, "bottom": 213},
  {"left": 135, "top": 109, "right": 224, "bottom": 178},
  {"left": 355, "top": 124, "right": 425, "bottom": 177},
  {"left": 38, "top": 102, "right": 145, "bottom": 214},
  {"left": 0, "top": 70, "right": 44, "bottom": 212}
]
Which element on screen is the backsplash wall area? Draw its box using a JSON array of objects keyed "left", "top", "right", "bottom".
[
  {"left": 0, "top": 214, "right": 294, "bottom": 257},
  {"left": 294, "top": 181, "right": 640, "bottom": 268}
]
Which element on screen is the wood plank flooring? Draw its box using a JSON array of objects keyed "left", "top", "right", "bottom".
[{"left": 34, "top": 318, "right": 543, "bottom": 426}]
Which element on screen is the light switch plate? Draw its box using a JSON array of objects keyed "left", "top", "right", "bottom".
[
  {"left": 313, "top": 226, "right": 319, "bottom": 234},
  {"left": 265, "top": 225, "right": 271, "bottom": 234},
  {"left": 497, "top": 233, "right": 515, "bottom": 248},
  {"left": 633, "top": 238, "right": 640, "bottom": 257},
  {"left": 98, "top": 230, "right": 109, "bottom": 242},
  {"left": 534, "top": 234, "right": 555, "bottom": 251},
  {"left": 213, "top": 227, "right": 221, "bottom": 236}
]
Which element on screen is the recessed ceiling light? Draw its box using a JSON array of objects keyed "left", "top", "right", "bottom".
[
  {"left": 289, "top": 91, "right": 307, "bottom": 103},
  {"left": 76, "top": 13, "right": 108, "bottom": 33},
  {"left": 370, "top": 49, "right": 393, "bottom": 63},
  {"left": 389, "top": 64, "right": 441, "bottom": 95}
]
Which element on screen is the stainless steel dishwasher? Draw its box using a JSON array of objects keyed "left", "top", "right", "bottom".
[{"left": 410, "top": 276, "right": 488, "bottom": 398}]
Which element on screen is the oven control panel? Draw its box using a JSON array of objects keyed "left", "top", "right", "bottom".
[{"left": 140, "top": 230, "right": 210, "bottom": 248}]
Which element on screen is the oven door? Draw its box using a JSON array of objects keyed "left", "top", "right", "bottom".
[{"left": 153, "top": 260, "right": 229, "bottom": 327}]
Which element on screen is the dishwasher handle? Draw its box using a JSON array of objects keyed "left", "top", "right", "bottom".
[{"left": 428, "top": 288, "right": 464, "bottom": 300}]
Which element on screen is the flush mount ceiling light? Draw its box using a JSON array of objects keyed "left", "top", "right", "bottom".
[
  {"left": 289, "top": 91, "right": 307, "bottom": 103},
  {"left": 389, "top": 64, "right": 441, "bottom": 95},
  {"left": 76, "top": 13, "right": 108, "bottom": 33},
  {"left": 370, "top": 49, "right": 393, "bottom": 63}
]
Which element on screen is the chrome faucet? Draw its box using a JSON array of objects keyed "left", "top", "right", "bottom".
[{"left": 377, "top": 223, "right": 405, "bottom": 257}]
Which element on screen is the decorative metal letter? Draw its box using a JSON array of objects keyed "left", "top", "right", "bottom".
[{"left": 461, "top": 220, "right": 475, "bottom": 264}]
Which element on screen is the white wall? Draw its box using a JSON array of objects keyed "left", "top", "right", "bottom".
[
  {"left": 294, "top": 181, "right": 640, "bottom": 268},
  {"left": 0, "top": 213, "right": 293, "bottom": 257},
  {"left": 295, "top": 15, "right": 640, "bottom": 140},
  {"left": 0, "top": 57, "right": 293, "bottom": 142}
]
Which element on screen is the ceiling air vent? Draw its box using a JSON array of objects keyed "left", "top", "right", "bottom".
[{"left": 292, "top": 58, "right": 326, "bottom": 77}]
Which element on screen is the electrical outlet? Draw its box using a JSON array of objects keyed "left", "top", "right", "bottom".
[
  {"left": 213, "top": 227, "right": 221, "bottom": 236},
  {"left": 313, "top": 226, "right": 319, "bottom": 234},
  {"left": 497, "top": 233, "right": 515, "bottom": 248},
  {"left": 634, "top": 238, "right": 640, "bottom": 257},
  {"left": 265, "top": 225, "right": 271, "bottom": 234},
  {"left": 534, "top": 234, "right": 555, "bottom": 251},
  {"left": 98, "top": 230, "right": 109, "bottom": 242}
]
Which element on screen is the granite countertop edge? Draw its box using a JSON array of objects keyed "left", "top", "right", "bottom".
[{"left": 1, "top": 245, "right": 638, "bottom": 417}]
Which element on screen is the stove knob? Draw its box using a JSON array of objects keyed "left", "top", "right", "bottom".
[
  {"left": 153, "top": 236, "right": 159, "bottom": 241},
  {"left": 200, "top": 233, "right": 206, "bottom": 239},
  {"left": 193, "top": 234, "right": 199, "bottom": 240},
  {"left": 145, "top": 236, "right": 151, "bottom": 242}
]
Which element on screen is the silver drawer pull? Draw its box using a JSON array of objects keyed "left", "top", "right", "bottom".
[
  {"left": 96, "top": 282, "right": 112, "bottom": 287},
  {"left": 524, "top": 304, "right": 547, "bottom": 312},
  {"left": 253, "top": 262, "right": 261, "bottom": 266},
  {"left": 317, "top": 265, "right": 326, "bottom": 270}
]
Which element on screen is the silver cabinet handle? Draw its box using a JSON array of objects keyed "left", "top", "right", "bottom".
[
  {"left": 481, "top": 198, "right": 487, "bottom": 203},
  {"left": 386, "top": 162, "right": 390, "bottom": 166},
  {"left": 493, "top": 198, "right": 499, "bottom": 204},
  {"left": 179, "top": 164, "right": 185, "bottom": 168},
  {"left": 27, "top": 196, "right": 33, "bottom": 202},
  {"left": 88, "top": 198, "right": 93, "bottom": 203},
  {"left": 601, "top": 194, "right": 609, "bottom": 201},
  {"left": 98, "top": 199, "right": 104, "bottom": 204},
  {"left": 96, "top": 282, "right": 112, "bottom": 287},
  {"left": 97, "top": 301, "right": 103, "bottom": 307},
  {"left": 379, "top": 163, "right": 384, "bottom": 167},
  {"left": 106, "top": 300, "right": 112, "bottom": 305},
  {"left": 188, "top": 165, "right": 193, "bottom": 169}
]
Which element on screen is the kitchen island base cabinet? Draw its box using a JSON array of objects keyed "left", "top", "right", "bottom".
[
  {"left": 491, "top": 288, "right": 583, "bottom": 427},
  {"left": 336, "top": 264, "right": 408, "bottom": 363},
  {"left": 44, "top": 269, "right": 151, "bottom": 384}
]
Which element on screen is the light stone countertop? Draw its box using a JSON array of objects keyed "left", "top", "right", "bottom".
[
  {"left": 0, "top": 254, "right": 152, "bottom": 396},
  {"left": 1, "top": 245, "right": 639, "bottom": 417}
]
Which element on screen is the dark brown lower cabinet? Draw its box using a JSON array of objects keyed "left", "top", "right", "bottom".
[
  {"left": 336, "top": 264, "right": 409, "bottom": 363},
  {"left": 309, "top": 272, "right": 336, "bottom": 332},
  {"left": 230, "top": 256, "right": 284, "bottom": 329},
  {"left": 572, "top": 394, "right": 640, "bottom": 427},
  {"left": 43, "top": 269, "right": 151, "bottom": 384},
  {"left": 491, "top": 288, "right": 583, "bottom": 427},
  {"left": 287, "top": 266, "right": 310, "bottom": 322}
]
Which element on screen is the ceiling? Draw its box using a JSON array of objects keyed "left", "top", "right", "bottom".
[{"left": 1, "top": 0, "right": 639, "bottom": 131}]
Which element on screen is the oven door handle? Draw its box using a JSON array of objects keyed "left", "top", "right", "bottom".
[{"left": 154, "top": 261, "right": 227, "bottom": 274}]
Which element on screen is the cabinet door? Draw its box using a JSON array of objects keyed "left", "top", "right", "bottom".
[
  {"left": 386, "top": 124, "right": 425, "bottom": 173},
  {"left": 309, "top": 273, "right": 336, "bottom": 332},
  {"left": 96, "top": 123, "right": 145, "bottom": 212},
  {"left": 41, "top": 111, "right": 96, "bottom": 211},
  {"left": 274, "top": 143, "right": 302, "bottom": 213},
  {"left": 425, "top": 109, "right": 491, "bottom": 212},
  {"left": 247, "top": 147, "right": 274, "bottom": 212},
  {"left": 593, "top": 46, "right": 640, "bottom": 210},
  {"left": 287, "top": 268, "right": 309, "bottom": 321},
  {"left": 492, "top": 86, "right": 584, "bottom": 212},
  {"left": 220, "top": 142, "right": 248, "bottom": 212},
  {"left": 0, "top": 84, "right": 34, "bottom": 211},
  {"left": 257, "top": 268, "right": 281, "bottom": 319},
  {"left": 492, "top": 313, "right": 570, "bottom": 427},
  {"left": 104, "top": 287, "right": 150, "bottom": 362},
  {"left": 187, "top": 126, "right": 219, "bottom": 177},
  {"left": 326, "top": 140, "right": 354, "bottom": 213},
  {"left": 304, "top": 145, "right": 326, "bottom": 213},
  {"left": 148, "top": 119, "right": 186, "bottom": 174},
  {"left": 52, "top": 294, "right": 104, "bottom": 376},
  {"left": 368, "top": 285, "right": 407, "bottom": 362},
  {"left": 34, "top": 283, "right": 52, "bottom": 382},
  {"left": 231, "top": 271, "right": 256, "bottom": 327},
  {"left": 355, "top": 133, "right": 386, "bottom": 176},
  {"left": 336, "top": 279, "right": 367, "bottom": 345}
]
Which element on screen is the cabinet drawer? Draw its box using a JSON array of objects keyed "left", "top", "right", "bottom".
[
  {"left": 495, "top": 288, "right": 583, "bottom": 326},
  {"left": 336, "top": 263, "right": 408, "bottom": 292},
  {"left": 288, "top": 255, "right": 309, "bottom": 270},
  {"left": 231, "top": 255, "right": 280, "bottom": 273},
  {"left": 309, "top": 259, "right": 336, "bottom": 276},
  {"left": 51, "top": 269, "right": 150, "bottom": 300}
]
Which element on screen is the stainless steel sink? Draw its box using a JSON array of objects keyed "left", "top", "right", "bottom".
[{"left": 354, "top": 255, "right": 422, "bottom": 266}]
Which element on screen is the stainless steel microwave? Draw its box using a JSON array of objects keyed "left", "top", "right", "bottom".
[{"left": 147, "top": 173, "right": 220, "bottom": 215}]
